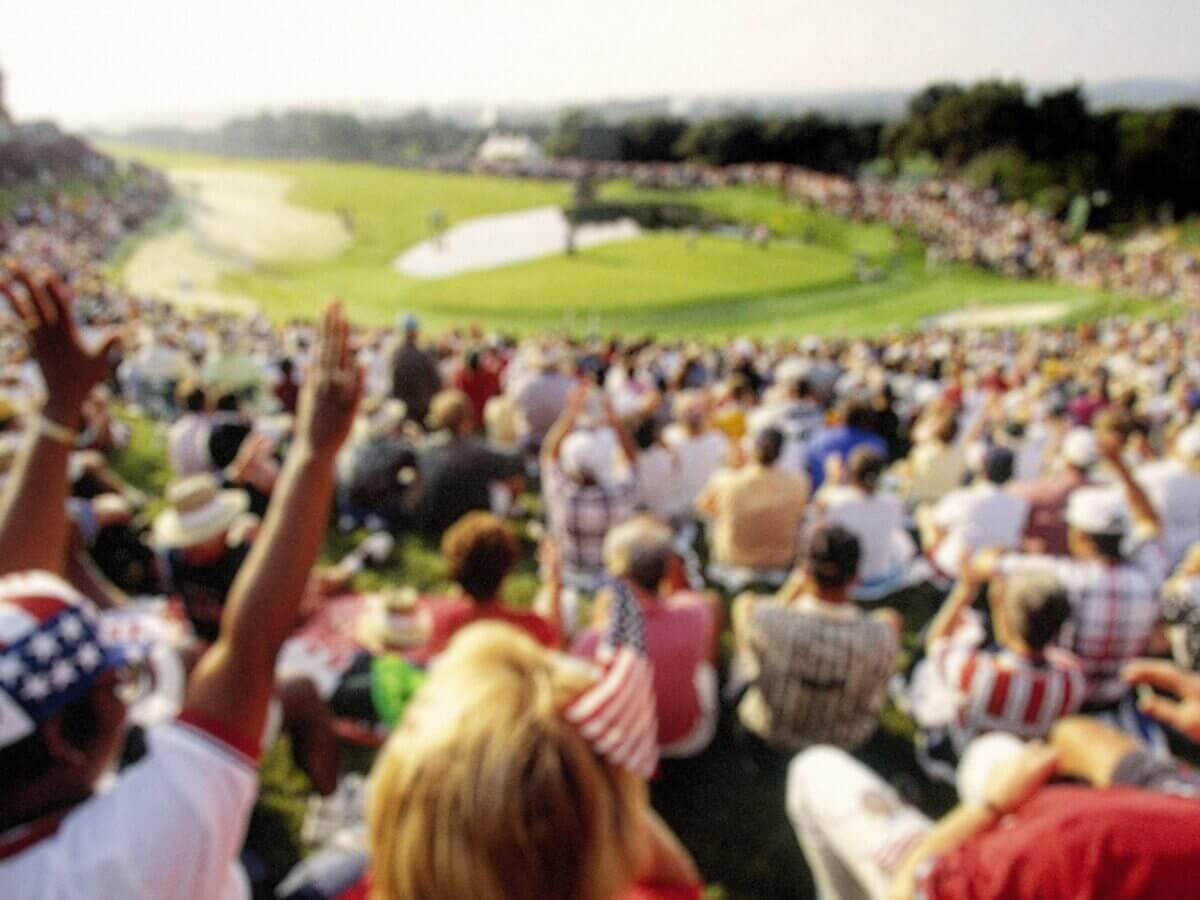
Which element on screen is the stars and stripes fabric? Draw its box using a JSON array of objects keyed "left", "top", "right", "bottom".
[
  {"left": 0, "top": 571, "right": 126, "bottom": 749},
  {"left": 562, "top": 579, "right": 658, "bottom": 780}
]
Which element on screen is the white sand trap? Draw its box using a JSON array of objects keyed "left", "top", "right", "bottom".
[
  {"left": 933, "top": 301, "right": 1073, "bottom": 330},
  {"left": 122, "top": 169, "right": 350, "bottom": 313},
  {"left": 395, "top": 206, "right": 641, "bottom": 278}
]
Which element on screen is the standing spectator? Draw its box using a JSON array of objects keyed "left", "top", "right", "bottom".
[
  {"left": 696, "top": 428, "right": 809, "bottom": 571},
  {"left": 389, "top": 315, "right": 441, "bottom": 426},
  {"left": 273, "top": 357, "right": 300, "bottom": 415},
  {"left": 167, "top": 381, "right": 212, "bottom": 476},
  {"left": 417, "top": 390, "right": 524, "bottom": 537},
  {"left": 453, "top": 349, "right": 502, "bottom": 430},
  {"left": 729, "top": 525, "right": 900, "bottom": 753}
]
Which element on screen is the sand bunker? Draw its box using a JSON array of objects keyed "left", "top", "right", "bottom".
[
  {"left": 395, "top": 206, "right": 641, "bottom": 278},
  {"left": 121, "top": 169, "right": 350, "bottom": 313},
  {"left": 933, "top": 301, "right": 1073, "bottom": 330}
]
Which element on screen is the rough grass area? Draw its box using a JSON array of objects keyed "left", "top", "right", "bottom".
[{"left": 99, "top": 143, "right": 1156, "bottom": 336}]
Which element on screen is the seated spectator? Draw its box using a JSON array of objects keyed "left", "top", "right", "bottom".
[
  {"left": 893, "top": 412, "right": 966, "bottom": 508},
  {"left": 1135, "top": 424, "right": 1200, "bottom": 568},
  {"left": 815, "top": 447, "right": 912, "bottom": 598},
  {"left": 542, "top": 384, "right": 638, "bottom": 587},
  {"left": 631, "top": 416, "right": 681, "bottom": 524},
  {"left": 729, "top": 525, "right": 900, "bottom": 753},
  {"left": 362, "top": 624, "right": 703, "bottom": 900},
  {"left": 746, "top": 368, "right": 824, "bottom": 478},
  {"left": 512, "top": 345, "right": 572, "bottom": 452},
  {"left": 971, "top": 428, "right": 1168, "bottom": 731},
  {"left": 416, "top": 389, "right": 524, "bottom": 536},
  {"left": 0, "top": 283, "right": 359, "bottom": 896},
  {"left": 914, "top": 568, "right": 1085, "bottom": 750},
  {"left": 1009, "top": 427, "right": 1098, "bottom": 556},
  {"left": 788, "top": 729, "right": 1200, "bottom": 900},
  {"left": 1161, "top": 544, "right": 1200, "bottom": 671},
  {"left": 805, "top": 399, "right": 887, "bottom": 491},
  {"left": 153, "top": 474, "right": 256, "bottom": 643},
  {"left": 662, "top": 391, "right": 730, "bottom": 518},
  {"left": 917, "top": 445, "right": 1029, "bottom": 581},
  {"left": 408, "top": 512, "right": 558, "bottom": 663},
  {"left": 573, "top": 518, "right": 719, "bottom": 758},
  {"left": 696, "top": 427, "right": 809, "bottom": 572},
  {"left": 167, "top": 381, "right": 212, "bottom": 477},
  {"left": 342, "top": 400, "right": 419, "bottom": 530}
]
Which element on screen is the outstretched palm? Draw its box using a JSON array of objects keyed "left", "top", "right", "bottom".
[{"left": 1, "top": 269, "right": 119, "bottom": 419}]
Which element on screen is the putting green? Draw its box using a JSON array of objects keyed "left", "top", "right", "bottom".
[{"left": 103, "top": 144, "right": 1149, "bottom": 335}]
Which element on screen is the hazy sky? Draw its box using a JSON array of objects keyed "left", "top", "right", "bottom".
[{"left": 3, "top": 0, "right": 1199, "bottom": 128}]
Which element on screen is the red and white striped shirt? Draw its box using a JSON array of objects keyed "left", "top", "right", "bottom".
[{"left": 930, "top": 617, "right": 1087, "bottom": 744}]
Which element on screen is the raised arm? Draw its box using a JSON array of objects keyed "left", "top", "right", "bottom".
[
  {"left": 1097, "top": 427, "right": 1161, "bottom": 536},
  {"left": 0, "top": 271, "right": 119, "bottom": 576},
  {"left": 925, "top": 566, "right": 981, "bottom": 652},
  {"left": 540, "top": 381, "right": 588, "bottom": 467},
  {"left": 185, "top": 303, "right": 361, "bottom": 743},
  {"left": 602, "top": 394, "right": 638, "bottom": 466}
]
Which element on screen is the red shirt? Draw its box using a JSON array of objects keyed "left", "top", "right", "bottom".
[
  {"left": 338, "top": 880, "right": 700, "bottom": 900},
  {"left": 925, "top": 786, "right": 1200, "bottom": 900},
  {"left": 573, "top": 593, "right": 714, "bottom": 747},
  {"left": 453, "top": 363, "right": 502, "bottom": 426},
  {"left": 407, "top": 596, "right": 559, "bottom": 664}
]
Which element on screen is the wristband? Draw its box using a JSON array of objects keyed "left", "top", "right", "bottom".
[
  {"left": 983, "top": 800, "right": 1005, "bottom": 819},
  {"left": 37, "top": 415, "right": 79, "bottom": 447}
]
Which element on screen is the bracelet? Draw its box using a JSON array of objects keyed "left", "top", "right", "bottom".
[
  {"left": 983, "top": 800, "right": 1005, "bottom": 819},
  {"left": 37, "top": 415, "right": 79, "bottom": 447}
]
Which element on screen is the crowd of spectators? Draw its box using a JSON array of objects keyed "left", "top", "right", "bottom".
[
  {"left": 479, "top": 154, "right": 1200, "bottom": 304},
  {"left": 6, "top": 152, "right": 1200, "bottom": 900}
]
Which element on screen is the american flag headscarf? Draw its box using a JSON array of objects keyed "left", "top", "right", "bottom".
[{"left": 563, "top": 578, "right": 658, "bottom": 780}]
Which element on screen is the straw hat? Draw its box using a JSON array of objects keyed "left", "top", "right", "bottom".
[{"left": 152, "top": 474, "right": 250, "bottom": 548}]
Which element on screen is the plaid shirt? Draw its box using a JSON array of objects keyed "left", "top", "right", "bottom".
[
  {"left": 738, "top": 597, "right": 898, "bottom": 752},
  {"left": 999, "top": 537, "right": 1169, "bottom": 703},
  {"left": 544, "top": 463, "right": 637, "bottom": 579}
]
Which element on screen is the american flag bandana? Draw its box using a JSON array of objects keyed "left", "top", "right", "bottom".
[
  {"left": 0, "top": 571, "right": 127, "bottom": 750},
  {"left": 563, "top": 578, "right": 659, "bottom": 780}
]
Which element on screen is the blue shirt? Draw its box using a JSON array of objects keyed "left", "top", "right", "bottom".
[{"left": 805, "top": 427, "right": 887, "bottom": 490}]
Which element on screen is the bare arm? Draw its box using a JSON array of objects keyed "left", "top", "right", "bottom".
[
  {"left": 1098, "top": 428, "right": 1161, "bottom": 536},
  {"left": 0, "top": 271, "right": 118, "bottom": 576},
  {"left": 602, "top": 395, "right": 638, "bottom": 466},
  {"left": 540, "top": 381, "right": 588, "bottom": 467},
  {"left": 186, "top": 304, "right": 361, "bottom": 743}
]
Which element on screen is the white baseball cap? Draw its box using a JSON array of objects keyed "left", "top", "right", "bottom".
[
  {"left": 560, "top": 432, "right": 609, "bottom": 482},
  {"left": 1061, "top": 428, "right": 1098, "bottom": 469},
  {"left": 957, "top": 733, "right": 1026, "bottom": 807},
  {"left": 1066, "top": 487, "right": 1128, "bottom": 536}
]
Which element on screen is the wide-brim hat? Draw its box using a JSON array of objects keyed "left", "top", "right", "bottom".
[{"left": 153, "top": 474, "right": 250, "bottom": 548}]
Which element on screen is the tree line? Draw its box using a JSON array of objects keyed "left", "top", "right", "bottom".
[{"left": 115, "top": 80, "right": 1200, "bottom": 224}]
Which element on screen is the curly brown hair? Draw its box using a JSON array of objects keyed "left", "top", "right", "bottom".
[{"left": 441, "top": 512, "right": 520, "bottom": 601}]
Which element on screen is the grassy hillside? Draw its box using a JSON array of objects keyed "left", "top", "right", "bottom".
[{"left": 102, "top": 144, "right": 1151, "bottom": 334}]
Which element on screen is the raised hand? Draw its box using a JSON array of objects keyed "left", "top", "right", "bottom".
[
  {"left": 1, "top": 268, "right": 120, "bottom": 424},
  {"left": 1124, "top": 659, "right": 1200, "bottom": 743},
  {"left": 295, "top": 302, "right": 362, "bottom": 459}
]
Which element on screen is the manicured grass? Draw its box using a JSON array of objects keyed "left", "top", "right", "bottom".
[{"left": 100, "top": 143, "right": 1154, "bottom": 336}]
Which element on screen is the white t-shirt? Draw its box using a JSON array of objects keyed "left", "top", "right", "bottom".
[
  {"left": 0, "top": 714, "right": 258, "bottom": 899},
  {"left": 635, "top": 445, "right": 681, "bottom": 522},
  {"left": 663, "top": 427, "right": 730, "bottom": 517},
  {"left": 1136, "top": 458, "right": 1200, "bottom": 568},
  {"left": 932, "top": 482, "right": 1030, "bottom": 577},
  {"left": 818, "top": 485, "right": 907, "bottom": 583}
]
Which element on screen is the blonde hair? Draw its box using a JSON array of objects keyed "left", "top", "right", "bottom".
[{"left": 368, "top": 623, "right": 646, "bottom": 900}]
